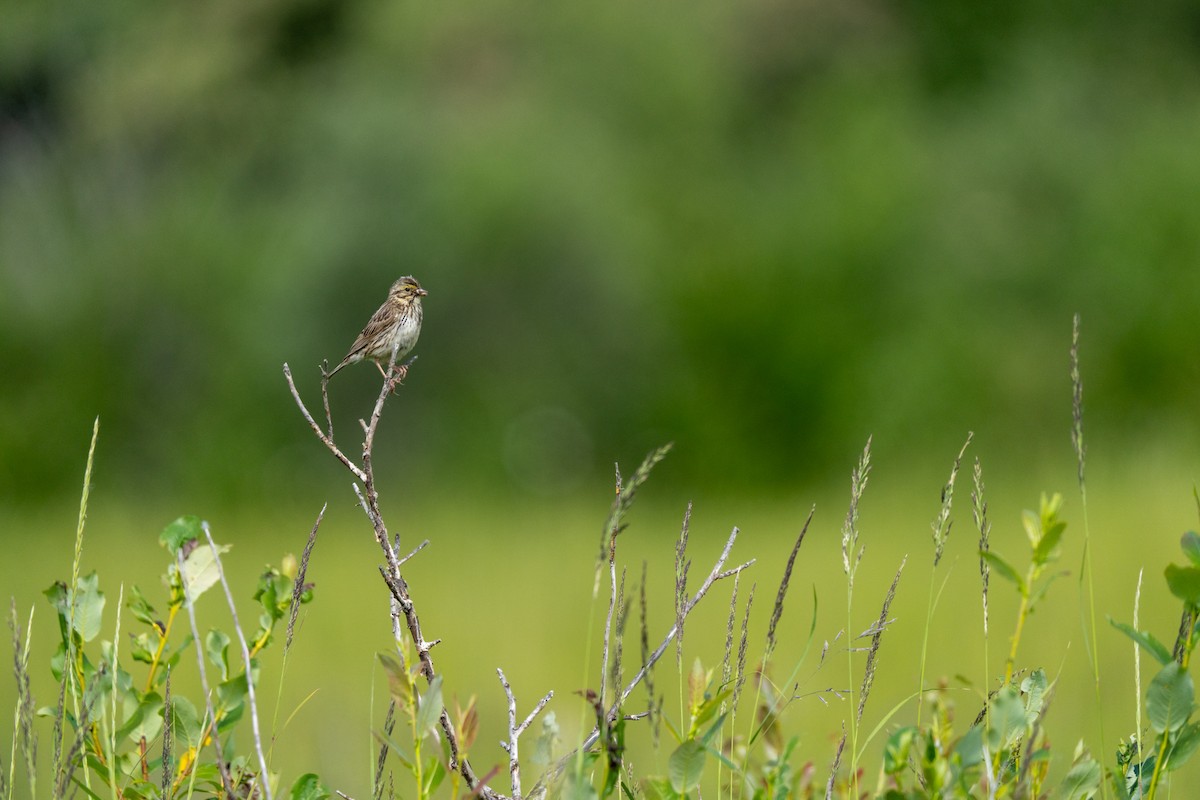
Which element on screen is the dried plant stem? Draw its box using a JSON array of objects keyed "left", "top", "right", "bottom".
[
  {"left": 533, "top": 526, "right": 752, "bottom": 797},
  {"left": 177, "top": 550, "right": 235, "bottom": 798},
  {"left": 497, "top": 669, "right": 553, "bottom": 800},
  {"left": 284, "top": 360, "right": 489, "bottom": 797},
  {"left": 201, "top": 522, "right": 272, "bottom": 800}
]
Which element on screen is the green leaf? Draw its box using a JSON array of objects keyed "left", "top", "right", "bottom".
[
  {"left": 641, "top": 778, "right": 678, "bottom": 800},
  {"left": 1022, "top": 509, "right": 1042, "bottom": 548},
  {"left": 1021, "top": 669, "right": 1049, "bottom": 718},
  {"left": 71, "top": 573, "right": 106, "bottom": 643},
  {"left": 883, "top": 727, "right": 918, "bottom": 775},
  {"left": 171, "top": 696, "right": 202, "bottom": 749},
  {"left": 564, "top": 771, "right": 601, "bottom": 800},
  {"left": 532, "top": 711, "right": 559, "bottom": 766},
  {"left": 1165, "top": 565, "right": 1200, "bottom": 608},
  {"left": 127, "top": 631, "right": 155, "bottom": 664},
  {"left": 206, "top": 629, "right": 231, "bottom": 681},
  {"left": 423, "top": 756, "right": 447, "bottom": 796},
  {"left": 289, "top": 773, "right": 331, "bottom": 800},
  {"left": 160, "top": 516, "right": 201, "bottom": 554},
  {"left": 987, "top": 687, "right": 1027, "bottom": 750},
  {"left": 178, "top": 541, "right": 230, "bottom": 604},
  {"left": 217, "top": 672, "right": 249, "bottom": 717},
  {"left": 953, "top": 725, "right": 984, "bottom": 768},
  {"left": 980, "top": 552, "right": 1027, "bottom": 596},
  {"left": 1166, "top": 721, "right": 1200, "bottom": 770},
  {"left": 1147, "top": 662, "right": 1194, "bottom": 733},
  {"left": 668, "top": 739, "right": 706, "bottom": 795},
  {"left": 118, "top": 692, "right": 164, "bottom": 744},
  {"left": 1182, "top": 532, "right": 1200, "bottom": 568},
  {"left": 378, "top": 653, "right": 412, "bottom": 705},
  {"left": 127, "top": 585, "right": 157, "bottom": 627},
  {"left": 698, "top": 711, "right": 728, "bottom": 747},
  {"left": 692, "top": 689, "right": 731, "bottom": 735},
  {"left": 1056, "top": 757, "right": 1101, "bottom": 799},
  {"left": 1109, "top": 619, "right": 1174, "bottom": 666},
  {"left": 1033, "top": 521, "right": 1067, "bottom": 565},
  {"left": 413, "top": 675, "right": 444, "bottom": 738}
]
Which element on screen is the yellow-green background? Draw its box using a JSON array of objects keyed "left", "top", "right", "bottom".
[{"left": 2, "top": 0, "right": 1199, "bottom": 794}]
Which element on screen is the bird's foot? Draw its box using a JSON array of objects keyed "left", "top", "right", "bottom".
[{"left": 386, "top": 363, "right": 410, "bottom": 393}]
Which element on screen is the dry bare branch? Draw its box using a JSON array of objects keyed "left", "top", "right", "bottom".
[
  {"left": 202, "top": 521, "right": 272, "bottom": 800},
  {"left": 498, "top": 668, "right": 554, "bottom": 800},
  {"left": 284, "top": 357, "right": 494, "bottom": 797}
]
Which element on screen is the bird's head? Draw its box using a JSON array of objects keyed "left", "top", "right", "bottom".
[{"left": 390, "top": 276, "right": 428, "bottom": 299}]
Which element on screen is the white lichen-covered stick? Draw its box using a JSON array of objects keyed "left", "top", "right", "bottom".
[{"left": 498, "top": 668, "right": 554, "bottom": 800}]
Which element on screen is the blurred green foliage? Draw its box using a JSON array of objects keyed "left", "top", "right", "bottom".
[{"left": 2, "top": 0, "right": 1199, "bottom": 506}]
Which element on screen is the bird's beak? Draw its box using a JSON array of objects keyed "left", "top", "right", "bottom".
[{"left": 417, "top": 287, "right": 429, "bottom": 297}]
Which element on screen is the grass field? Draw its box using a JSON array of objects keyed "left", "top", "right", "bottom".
[{"left": 3, "top": 440, "right": 1198, "bottom": 796}]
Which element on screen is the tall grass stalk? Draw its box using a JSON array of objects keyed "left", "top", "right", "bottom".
[
  {"left": 1071, "top": 314, "right": 1108, "bottom": 797},
  {"left": 841, "top": 438, "right": 871, "bottom": 799},
  {"left": 63, "top": 417, "right": 99, "bottom": 797},
  {"left": 916, "top": 434, "right": 972, "bottom": 729},
  {"left": 1133, "top": 568, "right": 1144, "bottom": 775},
  {"left": 971, "top": 458, "right": 991, "bottom": 729}
]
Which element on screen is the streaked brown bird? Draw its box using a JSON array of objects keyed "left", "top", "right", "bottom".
[{"left": 326, "top": 276, "right": 427, "bottom": 379}]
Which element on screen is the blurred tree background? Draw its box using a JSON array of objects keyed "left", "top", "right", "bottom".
[{"left": 3, "top": 0, "right": 1199, "bottom": 509}]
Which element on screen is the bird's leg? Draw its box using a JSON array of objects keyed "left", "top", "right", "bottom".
[{"left": 386, "top": 362, "right": 410, "bottom": 393}]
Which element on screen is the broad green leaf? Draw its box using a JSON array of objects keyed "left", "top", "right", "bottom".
[
  {"left": 160, "top": 516, "right": 201, "bottom": 554},
  {"left": 641, "top": 778, "right": 678, "bottom": 800},
  {"left": 1182, "top": 532, "right": 1200, "bottom": 568},
  {"left": 179, "top": 542, "right": 230, "bottom": 604},
  {"left": 206, "top": 629, "right": 231, "bottom": 681},
  {"left": 171, "top": 696, "right": 202, "bottom": 749},
  {"left": 118, "top": 692, "right": 164, "bottom": 744},
  {"left": 1109, "top": 619, "right": 1174, "bottom": 666},
  {"left": 1022, "top": 669, "right": 1048, "bottom": 718},
  {"left": 953, "top": 724, "right": 984, "bottom": 768},
  {"left": 1165, "top": 565, "right": 1200, "bottom": 608},
  {"left": 668, "top": 739, "right": 706, "bottom": 794},
  {"left": 289, "top": 773, "right": 330, "bottom": 800},
  {"left": 1166, "top": 721, "right": 1200, "bottom": 770},
  {"left": 980, "top": 552, "right": 1027, "bottom": 596},
  {"left": 987, "top": 687, "right": 1027, "bottom": 750},
  {"left": 1147, "top": 662, "right": 1194, "bottom": 733},
  {"left": 70, "top": 573, "right": 106, "bottom": 643},
  {"left": 692, "top": 689, "right": 731, "bottom": 734},
  {"left": 413, "top": 675, "right": 444, "bottom": 738},
  {"left": 1056, "top": 757, "right": 1101, "bottom": 799},
  {"left": 883, "top": 727, "right": 918, "bottom": 775},
  {"left": 217, "top": 672, "right": 249, "bottom": 716}
]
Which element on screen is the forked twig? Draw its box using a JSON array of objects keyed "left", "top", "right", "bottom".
[
  {"left": 530, "top": 526, "right": 753, "bottom": 798},
  {"left": 498, "top": 668, "right": 554, "bottom": 800},
  {"left": 284, "top": 357, "right": 494, "bottom": 798}
]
